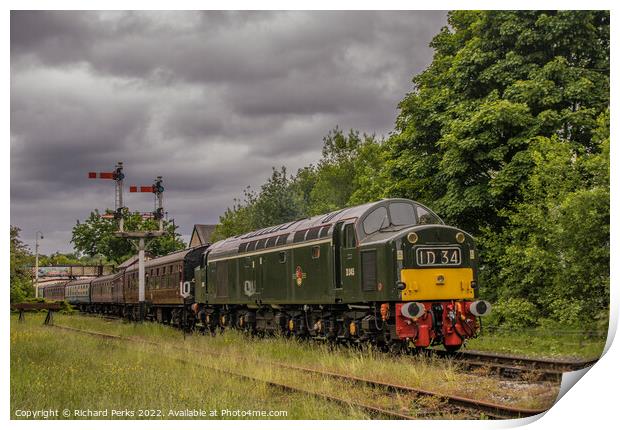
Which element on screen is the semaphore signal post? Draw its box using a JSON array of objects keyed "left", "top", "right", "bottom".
[{"left": 88, "top": 161, "right": 166, "bottom": 321}]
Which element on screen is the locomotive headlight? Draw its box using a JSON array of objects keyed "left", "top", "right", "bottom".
[
  {"left": 469, "top": 300, "right": 491, "bottom": 317},
  {"left": 407, "top": 232, "right": 419, "bottom": 244},
  {"left": 456, "top": 232, "right": 465, "bottom": 243},
  {"left": 401, "top": 302, "right": 426, "bottom": 319}
]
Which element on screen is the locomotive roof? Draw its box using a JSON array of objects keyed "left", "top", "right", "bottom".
[{"left": 206, "top": 198, "right": 430, "bottom": 260}]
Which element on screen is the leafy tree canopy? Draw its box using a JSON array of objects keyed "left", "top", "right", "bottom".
[
  {"left": 71, "top": 210, "right": 186, "bottom": 263},
  {"left": 10, "top": 226, "right": 33, "bottom": 302},
  {"left": 386, "top": 10, "right": 609, "bottom": 233}
]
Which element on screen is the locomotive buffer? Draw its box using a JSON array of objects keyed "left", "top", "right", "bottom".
[{"left": 88, "top": 162, "right": 167, "bottom": 321}]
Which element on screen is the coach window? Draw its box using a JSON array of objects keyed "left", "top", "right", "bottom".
[{"left": 344, "top": 223, "right": 357, "bottom": 249}]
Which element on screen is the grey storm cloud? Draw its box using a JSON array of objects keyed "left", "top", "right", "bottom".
[{"left": 11, "top": 10, "right": 447, "bottom": 254}]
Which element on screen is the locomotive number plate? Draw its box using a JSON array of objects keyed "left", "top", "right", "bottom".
[{"left": 416, "top": 247, "right": 461, "bottom": 266}]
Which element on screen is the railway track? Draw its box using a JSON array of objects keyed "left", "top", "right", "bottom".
[
  {"left": 430, "top": 349, "right": 597, "bottom": 382},
  {"left": 77, "top": 312, "right": 596, "bottom": 383},
  {"left": 50, "top": 323, "right": 547, "bottom": 419}
]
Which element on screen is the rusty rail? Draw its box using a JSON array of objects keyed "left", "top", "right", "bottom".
[
  {"left": 430, "top": 349, "right": 597, "bottom": 382},
  {"left": 50, "top": 324, "right": 546, "bottom": 419},
  {"left": 51, "top": 325, "right": 416, "bottom": 419}
]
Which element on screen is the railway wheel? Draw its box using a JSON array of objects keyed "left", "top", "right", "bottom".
[{"left": 444, "top": 344, "right": 462, "bottom": 353}]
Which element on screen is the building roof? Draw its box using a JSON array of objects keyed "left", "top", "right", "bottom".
[{"left": 189, "top": 224, "right": 217, "bottom": 247}]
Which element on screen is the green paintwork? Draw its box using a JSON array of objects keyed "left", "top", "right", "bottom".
[{"left": 195, "top": 199, "right": 479, "bottom": 306}]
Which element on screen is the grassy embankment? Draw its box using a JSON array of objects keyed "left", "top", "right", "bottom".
[
  {"left": 464, "top": 327, "right": 607, "bottom": 360},
  {"left": 11, "top": 313, "right": 562, "bottom": 420}
]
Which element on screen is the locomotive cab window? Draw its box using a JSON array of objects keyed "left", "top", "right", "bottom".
[
  {"left": 279, "top": 251, "right": 287, "bottom": 263},
  {"left": 363, "top": 206, "right": 389, "bottom": 234},
  {"left": 311, "top": 246, "right": 320, "bottom": 259},
  {"left": 416, "top": 206, "right": 441, "bottom": 225},
  {"left": 389, "top": 202, "right": 416, "bottom": 226}
]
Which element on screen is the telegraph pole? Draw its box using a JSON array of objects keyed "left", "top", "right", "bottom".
[{"left": 88, "top": 162, "right": 166, "bottom": 321}]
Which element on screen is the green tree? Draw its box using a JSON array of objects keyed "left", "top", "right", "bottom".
[
  {"left": 385, "top": 10, "right": 609, "bottom": 327},
  {"left": 71, "top": 210, "right": 186, "bottom": 263},
  {"left": 10, "top": 226, "right": 33, "bottom": 302},
  {"left": 212, "top": 167, "right": 306, "bottom": 241},
  {"left": 481, "top": 110, "right": 609, "bottom": 329},
  {"left": 348, "top": 135, "right": 389, "bottom": 205},
  {"left": 308, "top": 128, "right": 386, "bottom": 214},
  {"left": 251, "top": 167, "right": 305, "bottom": 228},
  {"left": 290, "top": 165, "right": 319, "bottom": 217},
  {"left": 386, "top": 10, "right": 609, "bottom": 233},
  {"left": 308, "top": 128, "right": 368, "bottom": 214},
  {"left": 211, "top": 194, "right": 257, "bottom": 241}
]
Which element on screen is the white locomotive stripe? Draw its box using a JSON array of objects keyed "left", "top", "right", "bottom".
[{"left": 207, "top": 238, "right": 333, "bottom": 263}]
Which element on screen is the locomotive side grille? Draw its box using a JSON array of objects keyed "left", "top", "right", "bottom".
[{"left": 361, "top": 250, "right": 377, "bottom": 292}]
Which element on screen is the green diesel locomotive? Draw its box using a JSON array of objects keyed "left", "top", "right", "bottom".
[{"left": 194, "top": 198, "right": 490, "bottom": 351}]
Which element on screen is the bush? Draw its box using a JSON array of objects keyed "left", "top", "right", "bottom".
[{"left": 485, "top": 297, "right": 539, "bottom": 330}]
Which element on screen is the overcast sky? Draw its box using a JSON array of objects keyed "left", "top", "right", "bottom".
[{"left": 11, "top": 10, "right": 447, "bottom": 255}]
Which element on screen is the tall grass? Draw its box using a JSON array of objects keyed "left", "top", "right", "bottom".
[
  {"left": 11, "top": 315, "right": 363, "bottom": 419},
  {"left": 11, "top": 314, "right": 560, "bottom": 419},
  {"left": 464, "top": 327, "right": 606, "bottom": 359}
]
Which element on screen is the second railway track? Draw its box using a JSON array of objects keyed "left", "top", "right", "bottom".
[{"left": 430, "top": 349, "right": 597, "bottom": 382}]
